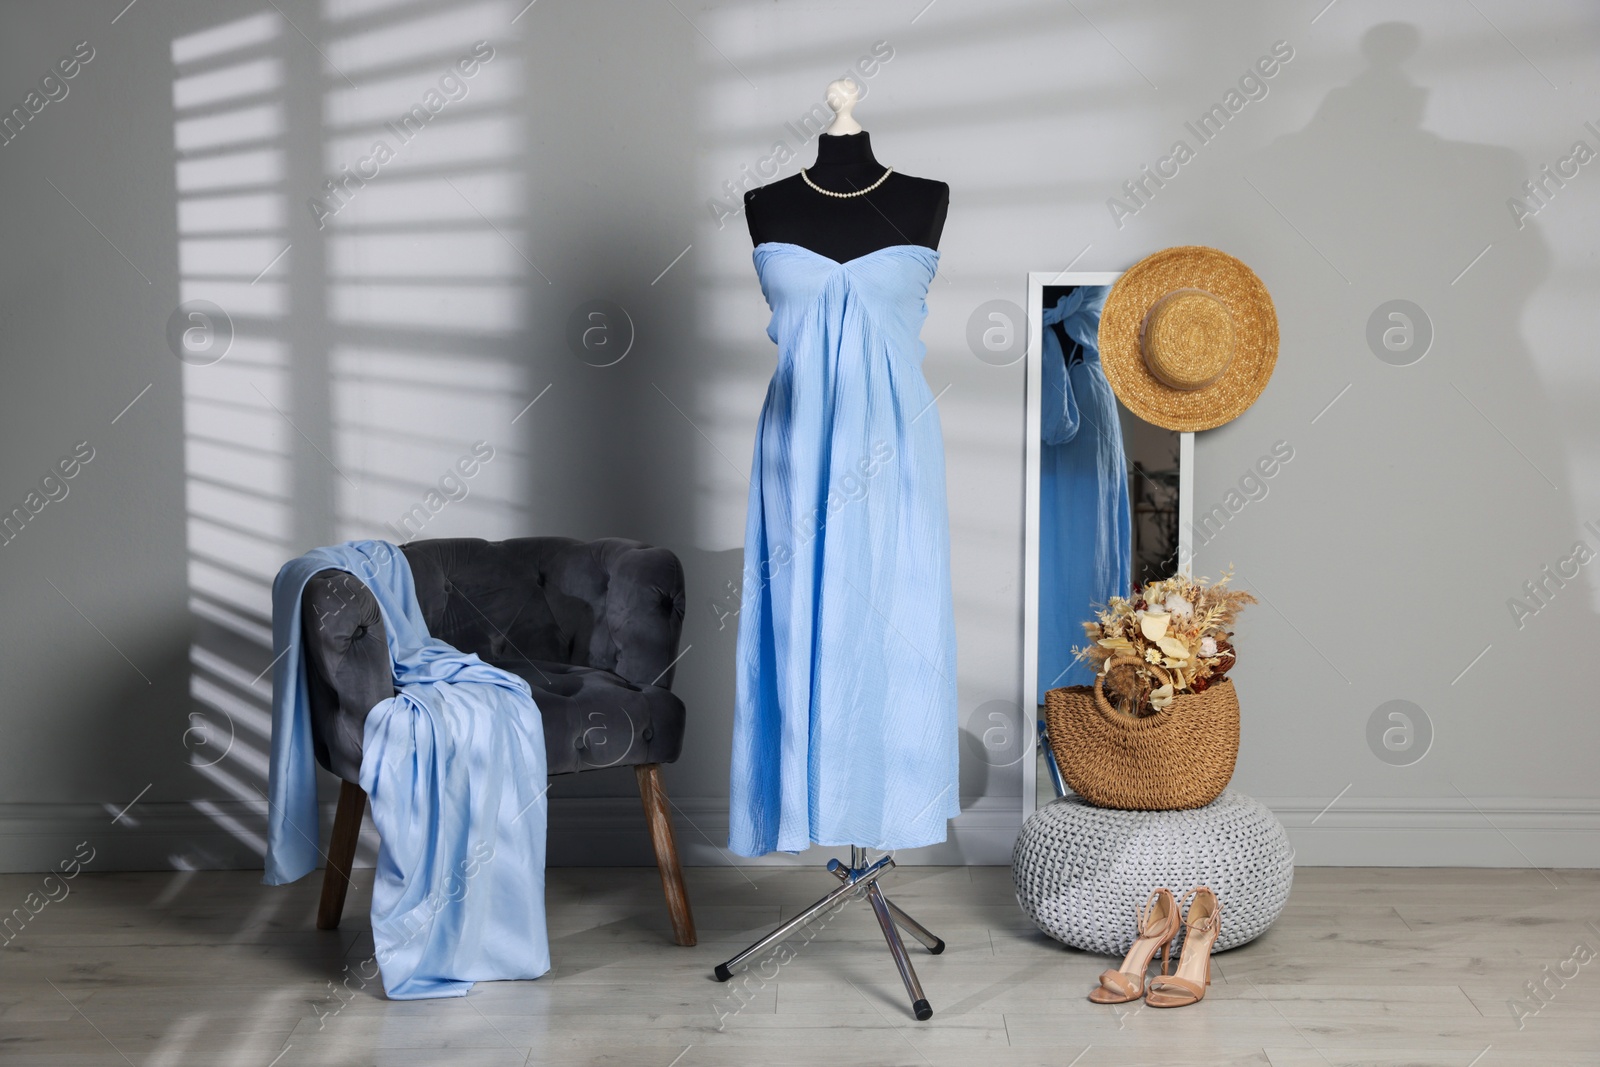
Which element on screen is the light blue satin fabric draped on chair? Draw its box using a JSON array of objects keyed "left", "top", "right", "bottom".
[
  {"left": 1038, "top": 287, "right": 1131, "bottom": 696},
  {"left": 730, "top": 242, "right": 960, "bottom": 857},
  {"left": 267, "top": 540, "right": 550, "bottom": 999}
]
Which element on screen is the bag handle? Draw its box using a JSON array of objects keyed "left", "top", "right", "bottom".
[{"left": 1094, "top": 655, "right": 1171, "bottom": 719}]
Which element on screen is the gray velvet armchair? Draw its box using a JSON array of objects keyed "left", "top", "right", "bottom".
[{"left": 298, "top": 536, "right": 696, "bottom": 946}]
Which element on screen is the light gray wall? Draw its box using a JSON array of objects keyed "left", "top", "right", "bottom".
[{"left": 0, "top": 0, "right": 1594, "bottom": 871}]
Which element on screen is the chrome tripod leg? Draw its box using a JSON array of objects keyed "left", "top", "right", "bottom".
[
  {"left": 883, "top": 898, "right": 946, "bottom": 954},
  {"left": 828, "top": 866, "right": 945, "bottom": 954},
  {"left": 866, "top": 881, "right": 932, "bottom": 1021},
  {"left": 712, "top": 857, "right": 889, "bottom": 983}
]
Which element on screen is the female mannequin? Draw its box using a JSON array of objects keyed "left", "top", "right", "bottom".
[{"left": 720, "top": 76, "right": 955, "bottom": 1022}]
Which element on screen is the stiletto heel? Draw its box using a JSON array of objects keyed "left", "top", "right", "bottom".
[
  {"left": 1145, "top": 886, "right": 1222, "bottom": 1008},
  {"left": 1088, "top": 888, "right": 1180, "bottom": 1004}
]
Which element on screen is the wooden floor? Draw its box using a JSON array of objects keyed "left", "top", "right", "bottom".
[{"left": 1, "top": 863, "right": 1596, "bottom": 1066}]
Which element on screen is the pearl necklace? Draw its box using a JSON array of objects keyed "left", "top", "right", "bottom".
[{"left": 800, "top": 165, "right": 894, "bottom": 198}]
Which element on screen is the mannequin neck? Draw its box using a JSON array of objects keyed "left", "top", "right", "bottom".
[{"left": 812, "top": 130, "right": 881, "bottom": 170}]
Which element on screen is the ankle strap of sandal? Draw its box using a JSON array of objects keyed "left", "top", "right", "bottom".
[
  {"left": 1178, "top": 886, "right": 1222, "bottom": 938},
  {"left": 1135, "top": 888, "right": 1170, "bottom": 939}
]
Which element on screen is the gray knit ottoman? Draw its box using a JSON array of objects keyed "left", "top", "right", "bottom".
[{"left": 1011, "top": 789, "right": 1294, "bottom": 956}]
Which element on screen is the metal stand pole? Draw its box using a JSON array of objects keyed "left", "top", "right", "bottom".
[
  {"left": 712, "top": 846, "right": 943, "bottom": 1021},
  {"left": 865, "top": 880, "right": 932, "bottom": 1020}
]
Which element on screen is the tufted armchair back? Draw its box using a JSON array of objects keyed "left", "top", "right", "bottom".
[{"left": 401, "top": 537, "right": 686, "bottom": 686}]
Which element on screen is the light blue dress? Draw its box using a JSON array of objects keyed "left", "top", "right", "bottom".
[
  {"left": 730, "top": 242, "right": 960, "bottom": 857},
  {"left": 1038, "top": 287, "right": 1131, "bottom": 694}
]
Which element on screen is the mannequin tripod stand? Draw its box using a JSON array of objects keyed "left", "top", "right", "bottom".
[{"left": 711, "top": 846, "right": 945, "bottom": 1020}]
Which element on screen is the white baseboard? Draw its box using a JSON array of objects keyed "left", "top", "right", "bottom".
[
  {"left": 2, "top": 795, "right": 1596, "bottom": 873},
  {"left": 1260, "top": 795, "right": 1600, "bottom": 867}
]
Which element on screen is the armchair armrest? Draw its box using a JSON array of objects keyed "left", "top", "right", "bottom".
[
  {"left": 300, "top": 569, "right": 395, "bottom": 783},
  {"left": 597, "top": 540, "right": 687, "bottom": 690}
]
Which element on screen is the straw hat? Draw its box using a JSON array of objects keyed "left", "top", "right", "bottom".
[{"left": 1098, "top": 247, "right": 1278, "bottom": 432}]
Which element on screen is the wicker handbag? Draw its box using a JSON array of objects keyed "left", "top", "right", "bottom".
[{"left": 1044, "top": 655, "right": 1239, "bottom": 811}]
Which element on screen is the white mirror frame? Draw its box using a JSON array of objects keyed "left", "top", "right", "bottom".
[{"left": 1021, "top": 270, "right": 1194, "bottom": 816}]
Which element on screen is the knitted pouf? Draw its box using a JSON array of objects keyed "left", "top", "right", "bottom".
[{"left": 1011, "top": 789, "right": 1294, "bottom": 957}]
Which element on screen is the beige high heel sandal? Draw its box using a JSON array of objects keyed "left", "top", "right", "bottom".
[
  {"left": 1087, "top": 887, "right": 1180, "bottom": 1004},
  {"left": 1145, "top": 886, "right": 1222, "bottom": 1008}
]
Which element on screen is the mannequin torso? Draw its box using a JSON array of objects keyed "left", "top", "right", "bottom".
[{"left": 744, "top": 130, "right": 948, "bottom": 262}]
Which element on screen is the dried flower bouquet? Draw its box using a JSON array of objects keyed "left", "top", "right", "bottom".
[{"left": 1073, "top": 568, "right": 1256, "bottom": 717}]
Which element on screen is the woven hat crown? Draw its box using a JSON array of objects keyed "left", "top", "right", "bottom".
[{"left": 1140, "top": 289, "right": 1235, "bottom": 392}]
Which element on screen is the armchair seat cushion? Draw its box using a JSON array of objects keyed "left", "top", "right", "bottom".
[
  {"left": 312, "top": 657, "right": 687, "bottom": 781},
  {"left": 489, "top": 659, "right": 686, "bottom": 776}
]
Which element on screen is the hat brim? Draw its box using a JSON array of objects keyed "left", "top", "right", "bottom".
[{"left": 1098, "top": 246, "right": 1278, "bottom": 432}]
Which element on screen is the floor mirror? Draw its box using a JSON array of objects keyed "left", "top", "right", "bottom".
[{"left": 1021, "top": 271, "right": 1194, "bottom": 815}]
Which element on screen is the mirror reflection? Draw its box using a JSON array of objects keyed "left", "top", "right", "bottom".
[{"left": 1033, "top": 282, "right": 1185, "bottom": 803}]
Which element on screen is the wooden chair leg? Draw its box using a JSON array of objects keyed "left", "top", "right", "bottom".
[
  {"left": 316, "top": 780, "right": 366, "bottom": 930},
  {"left": 635, "top": 763, "right": 697, "bottom": 946}
]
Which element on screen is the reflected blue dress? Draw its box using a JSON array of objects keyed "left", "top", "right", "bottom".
[
  {"left": 730, "top": 241, "right": 960, "bottom": 857},
  {"left": 1038, "top": 287, "right": 1130, "bottom": 695}
]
